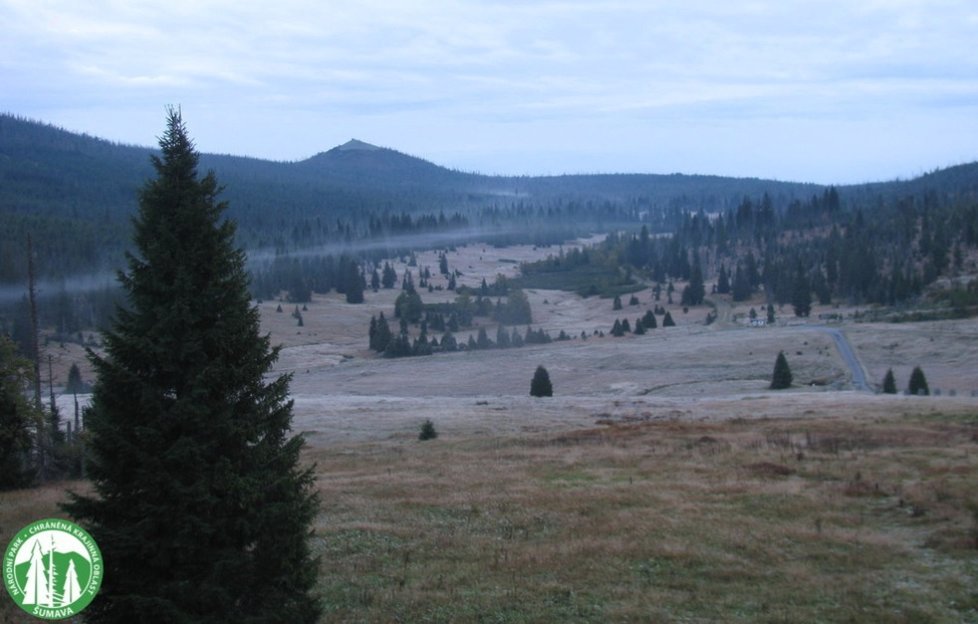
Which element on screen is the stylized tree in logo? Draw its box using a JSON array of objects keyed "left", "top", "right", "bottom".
[
  {"left": 61, "top": 559, "right": 81, "bottom": 606},
  {"left": 22, "top": 540, "right": 51, "bottom": 606}
]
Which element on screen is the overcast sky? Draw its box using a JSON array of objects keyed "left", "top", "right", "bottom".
[{"left": 3, "top": 1, "right": 977, "bottom": 183}]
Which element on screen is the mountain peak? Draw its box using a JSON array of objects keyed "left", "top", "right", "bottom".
[{"left": 335, "top": 139, "right": 381, "bottom": 152}]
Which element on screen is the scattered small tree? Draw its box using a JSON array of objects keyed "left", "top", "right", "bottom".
[
  {"left": 908, "top": 366, "right": 929, "bottom": 396},
  {"left": 66, "top": 362, "right": 86, "bottom": 395},
  {"left": 641, "top": 309, "right": 657, "bottom": 329},
  {"left": 530, "top": 365, "right": 553, "bottom": 397},
  {"left": 418, "top": 419, "right": 438, "bottom": 441},
  {"left": 662, "top": 311, "right": 676, "bottom": 327},
  {"left": 612, "top": 295, "right": 623, "bottom": 311},
  {"left": 770, "top": 351, "right": 793, "bottom": 390},
  {"left": 882, "top": 368, "right": 897, "bottom": 394}
]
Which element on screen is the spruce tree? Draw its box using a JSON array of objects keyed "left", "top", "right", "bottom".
[
  {"left": 66, "top": 362, "right": 85, "bottom": 394},
  {"left": 717, "top": 264, "right": 730, "bottom": 295},
  {"left": 0, "top": 334, "right": 36, "bottom": 489},
  {"left": 63, "top": 110, "right": 320, "bottom": 623},
  {"left": 530, "top": 365, "right": 553, "bottom": 397},
  {"left": 662, "top": 311, "right": 676, "bottom": 327},
  {"left": 908, "top": 366, "right": 929, "bottom": 396},
  {"left": 791, "top": 263, "right": 812, "bottom": 317},
  {"left": 882, "top": 368, "right": 897, "bottom": 394},
  {"left": 770, "top": 351, "right": 793, "bottom": 390},
  {"left": 642, "top": 309, "right": 657, "bottom": 329}
]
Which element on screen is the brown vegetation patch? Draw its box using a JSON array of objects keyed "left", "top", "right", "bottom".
[{"left": 746, "top": 461, "right": 796, "bottom": 477}]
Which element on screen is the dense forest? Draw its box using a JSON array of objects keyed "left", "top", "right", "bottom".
[
  {"left": 2, "top": 113, "right": 978, "bottom": 355},
  {"left": 518, "top": 181, "right": 978, "bottom": 316}
]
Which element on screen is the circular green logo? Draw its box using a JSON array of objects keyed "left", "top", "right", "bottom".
[{"left": 3, "top": 518, "right": 102, "bottom": 620}]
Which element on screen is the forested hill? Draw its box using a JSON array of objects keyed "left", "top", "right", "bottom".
[{"left": 2, "top": 112, "right": 977, "bottom": 285}]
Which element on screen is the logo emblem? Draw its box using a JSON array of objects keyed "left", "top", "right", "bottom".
[{"left": 4, "top": 518, "right": 102, "bottom": 620}]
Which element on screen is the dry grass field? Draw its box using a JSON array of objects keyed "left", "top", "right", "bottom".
[
  {"left": 5, "top": 240, "right": 978, "bottom": 622},
  {"left": 4, "top": 405, "right": 976, "bottom": 623}
]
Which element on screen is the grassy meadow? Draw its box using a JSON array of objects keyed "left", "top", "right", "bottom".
[{"left": 3, "top": 409, "right": 977, "bottom": 623}]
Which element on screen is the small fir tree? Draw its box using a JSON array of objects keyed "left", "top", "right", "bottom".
[
  {"left": 642, "top": 309, "right": 657, "bottom": 329},
  {"left": 66, "top": 363, "right": 85, "bottom": 394},
  {"left": 662, "top": 311, "right": 676, "bottom": 327},
  {"left": 882, "top": 368, "right": 897, "bottom": 394},
  {"left": 770, "top": 351, "right": 793, "bottom": 390},
  {"left": 908, "top": 366, "right": 929, "bottom": 396},
  {"left": 530, "top": 365, "right": 553, "bottom": 397},
  {"left": 418, "top": 419, "right": 438, "bottom": 441}
]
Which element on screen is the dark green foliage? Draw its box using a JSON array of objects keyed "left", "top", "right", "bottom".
[
  {"left": 882, "top": 368, "right": 897, "bottom": 394},
  {"left": 681, "top": 259, "right": 705, "bottom": 306},
  {"left": 381, "top": 262, "right": 397, "bottom": 289},
  {"left": 662, "top": 311, "right": 676, "bottom": 327},
  {"left": 766, "top": 303, "right": 776, "bottom": 324},
  {"left": 908, "top": 366, "right": 929, "bottom": 396},
  {"left": 524, "top": 327, "right": 552, "bottom": 345},
  {"left": 530, "top": 365, "right": 553, "bottom": 397},
  {"left": 395, "top": 289, "right": 424, "bottom": 323},
  {"left": 369, "top": 313, "right": 394, "bottom": 352},
  {"left": 66, "top": 362, "right": 86, "bottom": 394},
  {"left": 732, "top": 264, "right": 752, "bottom": 301},
  {"left": 613, "top": 295, "right": 623, "bottom": 311},
  {"left": 717, "top": 264, "right": 730, "bottom": 294},
  {"left": 62, "top": 111, "right": 320, "bottom": 623},
  {"left": 641, "top": 309, "right": 657, "bottom": 329},
  {"left": 629, "top": 294, "right": 640, "bottom": 306},
  {"left": 611, "top": 319, "right": 624, "bottom": 337},
  {"left": 791, "top": 263, "right": 812, "bottom": 317},
  {"left": 0, "top": 334, "right": 36, "bottom": 489},
  {"left": 384, "top": 332, "right": 413, "bottom": 358},
  {"left": 770, "top": 351, "right": 793, "bottom": 390},
  {"left": 418, "top": 419, "right": 438, "bottom": 441},
  {"left": 344, "top": 261, "right": 365, "bottom": 303},
  {"left": 633, "top": 319, "right": 646, "bottom": 335},
  {"left": 440, "top": 332, "right": 458, "bottom": 351},
  {"left": 476, "top": 327, "right": 493, "bottom": 349},
  {"left": 493, "top": 288, "right": 533, "bottom": 325},
  {"left": 496, "top": 325, "right": 511, "bottom": 348}
]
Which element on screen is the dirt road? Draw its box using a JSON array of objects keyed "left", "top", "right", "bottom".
[{"left": 815, "top": 326, "right": 871, "bottom": 392}]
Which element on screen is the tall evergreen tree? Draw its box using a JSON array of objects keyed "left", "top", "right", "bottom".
[
  {"left": 770, "top": 351, "right": 793, "bottom": 390},
  {"left": 716, "top": 264, "right": 730, "bottom": 295},
  {"left": 791, "top": 263, "right": 812, "bottom": 317},
  {"left": 681, "top": 259, "right": 705, "bottom": 306},
  {"left": 63, "top": 110, "right": 320, "bottom": 623}
]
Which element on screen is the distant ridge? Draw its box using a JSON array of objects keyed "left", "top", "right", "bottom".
[{"left": 1, "top": 112, "right": 975, "bottom": 227}]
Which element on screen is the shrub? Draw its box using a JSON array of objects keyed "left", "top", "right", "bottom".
[{"left": 418, "top": 419, "right": 438, "bottom": 441}]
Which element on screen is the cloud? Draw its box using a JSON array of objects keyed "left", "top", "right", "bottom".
[{"left": 2, "top": 1, "right": 977, "bottom": 181}]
